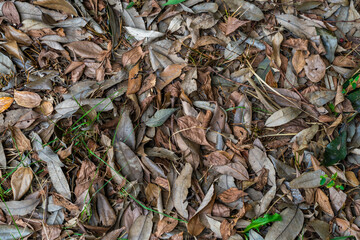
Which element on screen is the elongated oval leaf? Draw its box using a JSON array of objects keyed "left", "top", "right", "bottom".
[
  {"left": 11, "top": 167, "right": 33, "bottom": 200},
  {"left": 173, "top": 163, "right": 192, "bottom": 219},
  {"left": 265, "top": 107, "right": 301, "bottom": 127},
  {"left": 0, "top": 199, "right": 39, "bottom": 216},
  {"left": 264, "top": 207, "right": 304, "bottom": 240},
  {"left": 114, "top": 141, "right": 143, "bottom": 182},
  {"left": 323, "top": 131, "right": 347, "bottom": 166},
  {"left": 0, "top": 225, "right": 33, "bottom": 240},
  {"left": 128, "top": 213, "right": 153, "bottom": 240},
  {"left": 145, "top": 108, "right": 177, "bottom": 127},
  {"left": 289, "top": 170, "right": 325, "bottom": 189},
  {"left": 33, "top": 0, "right": 77, "bottom": 16},
  {"left": 0, "top": 52, "right": 15, "bottom": 75},
  {"left": 47, "top": 161, "right": 71, "bottom": 199}
]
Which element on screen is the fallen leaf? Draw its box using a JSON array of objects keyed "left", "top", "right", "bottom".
[
  {"left": 128, "top": 213, "right": 153, "bottom": 240},
  {"left": 218, "top": 188, "right": 247, "bottom": 203},
  {"left": 145, "top": 108, "right": 177, "bottom": 127},
  {"left": 157, "top": 64, "right": 186, "bottom": 90},
  {"left": 9, "top": 126, "right": 31, "bottom": 152},
  {"left": 0, "top": 96, "right": 14, "bottom": 113},
  {"left": 0, "top": 225, "right": 33, "bottom": 240},
  {"left": 127, "top": 63, "right": 142, "bottom": 95},
  {"left": 0, "top": 199, "right": 40, "bottom": 216},
  {"left": 173, "top": 163, "right": 192, "bottom": 219},
  {"left": 265, "top": 107, "right": 301, "bottom": 127},
  {"left": 304, "top": 55, "right": 326, "bottom": 82},
  {"left": 65, "top": 41, "right": 105, "bottom": 59},
  {"left": 289, "top": 170, "right": 325, "bottom": 189},
  {"left": 177, "top": 115, "right": 211, "bottom": 146},
  {"left": 155, "top": 215, "right": 178, "bottom": 237},
  {"left": 33, "top": 0, "right": 77, "bottom": 16},
  {"left": 14, "top": 90, "right": 41, "bottom": 108},
  {"left": 264, "top": 207, "right": 304, "bottom": 240},
  {"left": 224, "top": 17, "right": 249, "bottom": 35},
  {"left": 11, "top": 167, "right": 33, "bottom": 200},
  {"left": 315, "top": 189, "right": 334, "bottom": 216},
  {"left": 114, "top": 141, "right": 143, "bottom": 182},
  {"left": 122, "top": 46, "right": 144, "bottom": 67},
  {"left": 292, "top": 50, "right": 306, "bottom": 74},
  {"left": 2, "top": 1, "right": 20, "bottom": 25}
]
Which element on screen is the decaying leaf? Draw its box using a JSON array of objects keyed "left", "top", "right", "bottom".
[
  {"left": 265, "top": 107, "right": 301, "bottom": 127},
  {"left": 14, "top": 90, "right": 42, "bottom": 108},
  {"left": 33, "top": 0, "right": 77, "bottom": 16},
  {"left": 218, "top": 188, "right": 247, "bottom": 203},
  {"left": 304, "top": 55, "right": 326, "bottom": 82},
  {"left": 11, "top": 167, "right": 33, "bottom": 200},
  {"left": 9, "top": 126, "right": 31, "bottom": 152},
  {"left": 173, "top": 163, "right": 192, "bottom": 219}
]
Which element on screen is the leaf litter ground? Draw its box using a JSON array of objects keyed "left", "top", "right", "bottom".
[{"left": 0, "top": 0, "right": 359, "bottom": 239}]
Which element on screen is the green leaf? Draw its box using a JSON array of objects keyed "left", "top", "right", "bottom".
[
  {"left": 163, "top": 0, "right": 186, "bottom": 6},
  {"left": 145, "top": 108, "right": 178, "bottom": 127},
  {"left": 346, "top": 88, "right": 360, "bottom": 112},
  {"left": 320, "top": 177, "right": 326, "bottom": 186},
  {"left": 322, "top": 131, "right": 347, "bottom": 166},
  {"left": 326, "top": 180, "right": 335, "bottom": 188},
  {"left": 126, "top": 2, "right": 135, "bottom": 9},
  {"left": 244, "top": 213, "right": 282, "bottom": 233},
  {"left": 330, "top": 236, "right": 355, "bottom": 240}
]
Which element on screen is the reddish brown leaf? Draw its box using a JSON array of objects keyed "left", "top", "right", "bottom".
[
  {"left": 177, "top": 115, "right": 212, "bottom": 147},
  {"left": 157, "top": 64, "right": 186, "bottom": 90},
  {"left": 218, "top": 188, "right": 247, "bottom": 203},
  {"left": 127, "top": 63, "right": 142, "bottom": 95},
  {"left": 9, "top": 126, "right": 31, "bottom": 152},
  {"left": 2, "top": 1, "right": 20, "bottom": 25},
  {"left": 122, "top": 46, "right": 144, "bottom": 67}
]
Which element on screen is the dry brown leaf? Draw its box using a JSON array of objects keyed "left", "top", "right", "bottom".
[
  {"left": 122, "top": 46, "right": 144, "bottom": 67},
  {"left": 218, "top": 188, "right": 248, "bottom": 203},
  {"left": 282, "top": 38, "right": 309, "bottom": 51},
  {"left": 65, "top": 41, "right": 105, "bottom": 59},
  {"left": 0, "top": 96, "right": 14, "bottom": 113},
  {"left": 345, "top": 171, "right": 359, "bottom": 187},
  {"left": 2, "top": 26, "right": 32, "bottom": 46},
  {"left": 11, "top": 167, "right": 33, "bottom": 200},
  {"left": 194, "top": 36, "right": 226, "bottom": 48},
  {"left": 224, "top": 17, "right": 249, "bottom": 35},
  {"left": 265, "top": 70, "right": 277, "bottom": 88},
  {"left": 333, "top": 56, "right": 357, "bottom": 68},
  {"left": 33, "top": 0, "right": 78, "bottom": 16},
  {"left": 271, "top": 32, "right": 283, "bottom": 67},
  {"left": 36, "top": 100, "right": 53, "bottom": 116},
  {"left": 2, "top": 1, "right": 20, "bottom": 25},
  {"left": 204, "top": 151, "right": 232, "bottom": 166},
  {"left": 14, "top": 90, "right": 42, "bottom": 108},
  {"left": 220, "top": 219, "right": 236, "bottom": 240},
  {"left": 1, "top": 40, "right": 25, "bottom": 61},
  {"left": 138, "top": 73, "right": 156, "bottom": 95},
  {"left": 177, "top": 115, "right": 211, "bottom": 147},
  {"left": 9, "top": 126, "right": 31, "bottom": 152},
  {"left": 155, "top": 216, "right": 178, "bottom": 237},
  {"left": 57, "top": 143, "right": 73, "bottom": 160},
  {"left": 304, "top": 55, "right": 326, "bottom": 82},
  {"left": 126, "top": 63, "right": 142, "bottom": 95},
  {"left": 292, "top": 50, "right": 306, "bottom": 74},
  {"left": 315, "top": 189, "right": 334, "bottom": 216},
  {"left": 157, "top": 64, "right": 186, "bottom": 90}
]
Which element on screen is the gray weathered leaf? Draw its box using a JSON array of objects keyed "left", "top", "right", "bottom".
[
  {"left": 0, "top": 142, "right": 6, "bottom": 168},
  {"left": 47, "top": 210, "right": 64, "bottom": 225},
  {"left": 307, "top": 90, "right": 336, "bottom": 107},
  {"left": 213, "top": 162, "right": 249, "bottom": 181},
  {"left": 269, "top": 155, "right": 296, "bottom": 181},
  {"left": 289, "top": 170, "right": 325, "bottom": 189},
  {"left": 249, "top": 146, "right": 276, "bottom": 186},
  {"left": 255, "top": 185, "right": 276, "bottom": 216},
  {"left": 225, "top": 41, "right": 245, "bottom": 61},
  {"left": 173, "top": 163, "right": 192, "bottom": 219},
  {"left": 48, "top": 160, "right": 71, "bottom": 199},
  {"left": 114, "top": 141, "right": 143, "bottom": 182},
  {"left": 145, "top": 147, "right": 180, "bottom": 161},
  {"left": 124, "top": 27, "right": 164, "bottom": 41},
  {"left": 276, "top": 14, "right": 318, "bottom": 39},
  {"left": 290, "top": 124, "right": 319, "bottom": 150},
  {"left": 225, "top": 0, "right": 264, "bottom": 21},
  {"left": 128, "top": 212, "right": 153, "bottom": 240},
  {"left": 265, "top": 107, "right": 301, "bottom": 127},
  {"left": 307, "top": 220, "right": 330, "bottom": 240},
  {"left": 249, "top": 229, "right": 264, "bottom": 240},
  {"left": 0, "top": 225, "right": 33, "bottom": 240},
  {"left": 317, "top": 28, "right": 337, "bottom": 63},
  {"left": 0, "top": 52, "right": 16, "bottom": 75},
  {"left": 116, "top": 109, "right": 136, "bottom": 150},
  {"left": 0, "top": 199, "right": 39, "bottom": 216},
  {"left": 265, "top": 207, "right": 304, "bottom": 240},
  {"left": 145, "top": 108, "right": 177, "bottom": 127}
]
